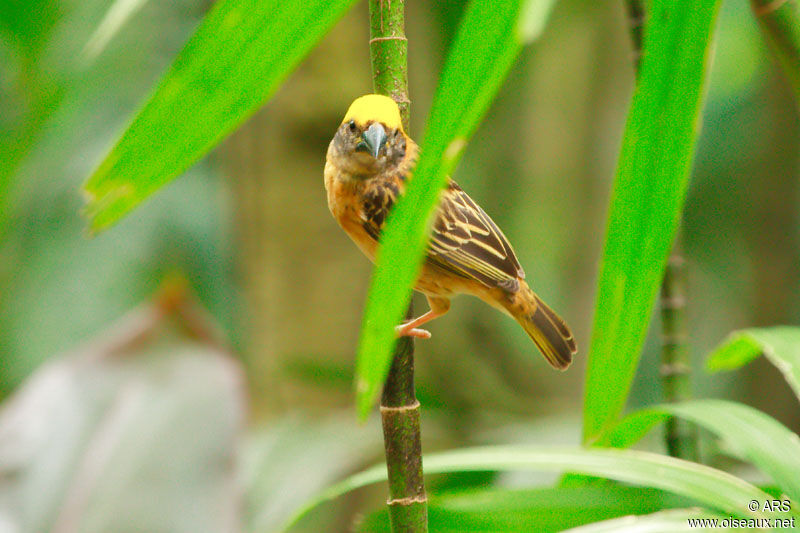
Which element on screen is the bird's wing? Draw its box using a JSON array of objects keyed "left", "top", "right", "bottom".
[
  {"left": 427, "top": 181, "right": 524, "bottom": 292},
  {"left": 360, "top": 178, "right": 524, "bottom": 293}
]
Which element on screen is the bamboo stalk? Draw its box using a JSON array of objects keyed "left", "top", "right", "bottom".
[
  {"left": 380, "top": 335, "right": 426, "bottom": 531},
  {"left": 368, "top": 0, "right": 427, "bottom": 531},
  {"left": 369, "top": 0, "right": 410, "bottom": 131},
  {"left": 623, "top": 0, "right": 698, "bottom": 461},
  {"left": 659, "top": 247, "right": 698, "bottom": 460},
  {"left": 751, "top": 0, "right": 800, "bottom": 104}
]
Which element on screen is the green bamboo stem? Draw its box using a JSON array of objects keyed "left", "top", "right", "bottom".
[
  {"left": 368, "top": 0, "right": 427, "bottom": 531},
  {"left": 369, "top": 0, "right": 410, "bottom": 130},
  {"left": 659, "top": 247, "right": 698, "bottom": 461},
  {"left": 623, "top": 0, "right": 698, "bottom": 461},
  {"left": 380, "top": 338, "right": 426, "bottom": 531},
  {"left": 751, "top": 0, "right": 800, "bottom": 104}
]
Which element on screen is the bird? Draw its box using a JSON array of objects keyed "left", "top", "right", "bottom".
[{"left": 324, "top": 94, "right": 577, "bottom": 369}]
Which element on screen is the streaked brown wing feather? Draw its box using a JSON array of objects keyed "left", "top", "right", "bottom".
[
  {"left": 359, "top": 178, "right": 524, "bottom": 293},
  {"left": 360, "top": 178, "right": 399, "bottom": 241},
  {"left": 428, "top": 181, "right": 524, "bottom": 291}
]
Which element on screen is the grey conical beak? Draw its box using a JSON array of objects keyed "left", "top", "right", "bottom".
[{"left": 359, "top": 122, "right": 388, "bottom": 158}]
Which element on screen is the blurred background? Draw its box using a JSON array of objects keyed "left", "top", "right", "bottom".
[{"left": 0, "top": 0, "right": 798, "bottom": 531}]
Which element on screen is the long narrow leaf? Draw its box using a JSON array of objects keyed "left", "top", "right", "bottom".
[
  {"left": 707, "top": 327, "right": 800, "bottom": 401},
  {"left": 602, "top": 399, "right": 800, "bottom": 504},
  {"left": 285, "top": 446, "right": 780, "bottom": 529},
  {"left": 583, "top": 0, "right": 722, "bottom": 443},
  {"left": 354, "top": 0, "right": 557, "bottom": 419},
  {"left": 83, "top": 0, "right": 358, "bottom": 231},
  {"left": 357, "top": 485, "right": 693, "bottom": 532}
]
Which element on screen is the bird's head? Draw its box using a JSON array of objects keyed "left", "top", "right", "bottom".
[{"left": 330, "top": 94, "right": 408, "bottom": 176}]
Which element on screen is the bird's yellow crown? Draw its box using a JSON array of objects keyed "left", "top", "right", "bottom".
[{"left": 342, "top": 94, "right": 404, "bottom": 132}]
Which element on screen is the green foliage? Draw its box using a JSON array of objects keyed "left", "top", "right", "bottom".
[
  {"left": 3, "top": 0, "right": 798, "bottom": 530},
  {"left": 603, "top": 400, "right": 800, "bottom": 503},
  {"left": 582, "top": 0, "right": 722, "bottom": 443},
  {"left": 83, "top": 0, "right": 358, "bottom": 231},
  {"left": 1, "top": 165, "right": 228, "bottom": 394},
  {"left": 354, "top": 0, "right": 557, "bottom": 420},
  {"left": 0, "top": 0, "right": 61, "bottom": 52},
  {"left": 707, "top": 326, "right": 800, "bottom": 398},
  {"left": 288, "top": 445, "right": 784, "bottom": 529},
  {"left": 0, "top": 0, "right": 234, "bottom": 394},
  {"left": 357, "top": 485, "right": 693, "bottom": 532},
  {"left": 0, "top": 0, "right": 63, "bottom": 224}
]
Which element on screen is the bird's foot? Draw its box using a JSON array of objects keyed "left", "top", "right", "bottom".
[{"left": 395, "top": 323, "right": 432, "bottom": 339}]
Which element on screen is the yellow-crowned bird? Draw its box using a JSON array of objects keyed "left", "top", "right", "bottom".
[{"left": 324, "top": 94, "right": 576, "bottom": 369}]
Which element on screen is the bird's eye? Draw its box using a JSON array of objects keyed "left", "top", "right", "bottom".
[{"left": 348, "top": 120, "right": 357, "bottom": 132}]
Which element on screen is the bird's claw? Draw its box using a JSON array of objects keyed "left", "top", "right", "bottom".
[{"left": 395, "top": 324, "right": 432, "bottom": 339}]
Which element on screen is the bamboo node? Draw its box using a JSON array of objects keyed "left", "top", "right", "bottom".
[
  {"left": 660, "top": 295, "right": 686, "bottom": 309},
  {"left": 667, "top": 255, "right": 686, "bottom": 268},
  {"left": 660, "top": 362, "right": 692, "bottom": 377},
  {"left": 380, "top": 401, "right": 421, "bottom": 413},
  {"left": 370, "top": 35, "right": 408, "bottom": 44},
  {"left": 387, "top": 496, "right": 428, "bottom": 506}
]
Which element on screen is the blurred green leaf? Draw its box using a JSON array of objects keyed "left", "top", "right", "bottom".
[
  {"left": 0, "top": 0, "right": 61, "bottom": 56},
  {"left": 357, "top": 485, "right": 693, "bottom": 532},
  {"left": 355, "top": 0, "right": 557, "bottom": 420},
  {"left": 707, "top": 327, "right": 800, "bottom": 400},
  {"left": 243, "top": 412, "right": 382, "bottom": 533},
  {"left": 287, "top": 445, "right": 779, "bottom": 529},
  {"left": 0, "top": 306, "right": 244, "bottom": 532},
  {"left": 583, "top": 0, "right": 722, "bottom": 443},
  {"left": 0, "top": 0, "right": 64, "bottom": 221},
  {"left": 562, "top": 508, "right": 729, "bottom": 532},
  {"left": 0, "top": 163, "right": 229, "bottom": 394},
  {"left": 602, "top": 399, "right": 800, "bottom": 504},
  {"left": 83, "top": 0, "right": 358, "bottom": 231}
]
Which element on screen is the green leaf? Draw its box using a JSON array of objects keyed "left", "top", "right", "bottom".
[
  {"left": 354, "top": 0, "right": 557, "bottom": 420},
  {"left": 0, "top": 328, "right": 244, "bottom": 531},
  {"left": 582, "top": 0, "right": 722, "bottom": 443},
  {"left": 356, "top": 485, "right": 693, "bottom": 532},
  {"left": 83, "top": 0, "right": 358, "bottom": 231},
  {"left": 707, "top": 327, "right": 800, "bottom": 400},
  {"left": 0, "top": 0, "right": 64, "bottom": 225},
  {"left": 601, "top": 399, "right": 800, "bottom": 504},
  {"left": 562, "top": 509, "right": 729, "bottom": 532},
  {"left": 286, "top": 446, "right": 780, "bottom": 529}
]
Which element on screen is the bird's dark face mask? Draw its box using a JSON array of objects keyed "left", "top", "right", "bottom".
[{"left": 333, "top": 120, "right": 405, "bottom": 176}]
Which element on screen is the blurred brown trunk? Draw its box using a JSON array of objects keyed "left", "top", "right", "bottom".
[{"left": 223, "top": 110, "right": 285, "bottom": 416}]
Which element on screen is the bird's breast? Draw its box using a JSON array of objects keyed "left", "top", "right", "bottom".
[{"left": 324, "top": 161, "right": 378, "bottom": 261}]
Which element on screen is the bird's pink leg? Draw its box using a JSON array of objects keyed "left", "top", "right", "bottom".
[{"left": 395, "top": 296, "right": 451, "bottom": 339}]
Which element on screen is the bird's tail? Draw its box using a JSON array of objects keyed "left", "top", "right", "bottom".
[{"left": 503, "top": 282, "right": 577, "bottom": 370}]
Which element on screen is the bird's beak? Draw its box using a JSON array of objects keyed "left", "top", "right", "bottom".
[{"left": 357, "top": 122, "right": 388, "bottom": 158}]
